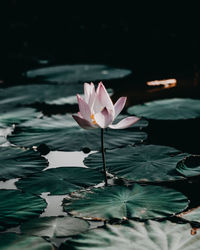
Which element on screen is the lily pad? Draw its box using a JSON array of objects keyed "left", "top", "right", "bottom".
[
  {"left": 176, "top": 155, "right": 200, "bottom": 177},
  {"left": 0, "top": 147, "right": 48, "bottom": 180},
  {"left": 128, "top": 98, "right": 200, "bottom": 120},
  {"left": 63, "top": 184, "right": 188, "bottom": 220},
  {"left": 16, "top": 167, "right": 104, "bottom": 195},
  {"left": 60, "top": 220, "right": 200, "bottom": 250},
  {"left": 0, "top": 83, "right": 83, "bottom": 111},
  {"left": 26, "top": 64, "right": 132, "bottom": 83},
  {"left": 0, "top": 108, "right": 40, "bottom": 126},
  {"left": 181, "top": 207, "right": 200, "bottom": 223},
  {"left": 84, "top": 145, "right": 188, "bottom": 183},
  {"left": 0, "top": 233, "right": 53, "bottom": 250},
  {"left": 0, "top": 189, "right": 46, "bottom": 229},
  {"left": 9, "top": 127, "right": 147, "bottom": 151},
  {"left": 21, "top": 216, "right": 89, "bottom": 238},
  {"left": 20, "top": 114, "right": 77, "bottom": 129}
]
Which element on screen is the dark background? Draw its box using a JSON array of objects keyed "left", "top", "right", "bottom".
[{"left": 1, "top": 1, "right": 200, "bottom": 82}]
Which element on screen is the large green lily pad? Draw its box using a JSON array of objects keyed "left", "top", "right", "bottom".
[
  {"left": 20, "top": 114, "right": 77, "bottom": 129},
  {"left": 84, "top": 145, "right": 188, "bottom": 183},
  {"left": 176, "top": 155, "right": 200, "bottom": 177},
  {"left": 9, "top": 126, "right": 147, "bottom": 151},
  {"left": 181, "top": 207, "right": 200, "bottom": 223},
  {"left": 26, "top": 64, "right": 132, "bottom": 83},
  {"left": 0, "top": 233, "right": 53, "bottom": 250},
  {"left": 0, "top": 83, "right": 83, "bottom": 111},
  {"left": 0, "top": 189, "right": 46, "bottom": 229},
  {"left": 0, "top": 108, "right": 40, "bottom": 126},
  {"left": 0, "top": 147, "right": 48, "bottom": 180},
  {"left": 60, "top": 220, "right": 200, "bottom": 250},
  {"left": 16, "top": 167, "right": 104, "bottom": 195},
  {"left": 63, "top": 184, "right": 188, "bottom": 220},
  {"left": 21, "top": 216, "right": 89, "bottom": 238},
  {"left": 128, "top": 98, "right": 200, "bottom": 120}
]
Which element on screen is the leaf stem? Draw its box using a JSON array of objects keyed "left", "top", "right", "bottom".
[{"left": 101, "top": 128, "right": 108, "bottom": 186}]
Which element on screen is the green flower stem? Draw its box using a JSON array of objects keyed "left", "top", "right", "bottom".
[{"left": 101, "top": 128, "right": 108, "bottom": 186}]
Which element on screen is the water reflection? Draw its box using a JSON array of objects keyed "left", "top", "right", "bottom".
[
  {"left": 44, "top": 151, "right": 95, "bottom": 170},
  {"left": 146, "top": 79, "right": 177, "bottom": 93},
  {"left": 40, "top": 192, "right": 67, "bottom": 217},
  {"left": 146, "top": 79, "right": 177, "bottom": 88},
  {"left": 0, "top": 179, "right": 18, "bottom": 189}
]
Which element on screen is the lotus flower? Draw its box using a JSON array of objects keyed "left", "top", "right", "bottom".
[{"left": 72, "top": 82, "right": 140, "bottom": 129}]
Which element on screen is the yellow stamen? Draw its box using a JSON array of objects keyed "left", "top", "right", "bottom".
[{"left": 91, "top": 114, "right": 97, "bottom": 125}]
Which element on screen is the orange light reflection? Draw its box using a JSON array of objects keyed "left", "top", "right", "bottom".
[{"left": 146, "top": 79, "right": 177, "bottom": 89}]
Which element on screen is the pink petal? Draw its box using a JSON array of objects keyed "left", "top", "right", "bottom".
[
  {"left": 109, "top": 116, "right": 140, "bottom": 129},
  {"left": 114, "top": 97, "right": 127, "bottom": 119},
  {"left": 97, "top": 82, "right": 114, "bottom": 111},
  {"left": 88, "top": 82, "right": 96, "bottom": 107},
  {"left": 77, "top": 94, "right": 91, "bottom": 121},
  {"left": 92, "top": 89, "right": 102, "bottom": 114},
  {"left": 84, "top": 82, "right": 95, "bottom": 105},
  {"left": 84, "top": 82, "right": 91, "bottom": 103},
  {"left": 94, "top": 107, "right": 114, "bottom": 128},
  {"left": 72, "top": 115, "right": 96, "bottom": 129}
]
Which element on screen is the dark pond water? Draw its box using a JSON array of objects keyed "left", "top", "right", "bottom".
[{"left": 1, "top": 62, "right": 200, "bottom": 249}]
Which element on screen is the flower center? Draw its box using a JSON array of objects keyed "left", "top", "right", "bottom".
[{"left": 91, "top": 114, "right": 97, "bottom": 125}]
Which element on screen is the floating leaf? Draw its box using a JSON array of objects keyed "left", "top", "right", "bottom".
[
  {"left": 176, "top": 155, "right": 200, "bottom": 177},
  {"left": 0, "top": 83, "right": 83, "bottom": 111},
  {"left": 84, "top": 145, "right": 188, "bottom": 183},
  {"left": 26, "top": 64, "right": 132, "bottom": 83},
  {"left": 0, "top": 190, "right": 46, "bottom": 229},
  {"left": 21, "top": 216, "right": 89, "bottom": 238},
  {"left": 60, "top": 220, "right": 200, "bottom": 250},
  {"left": 0, "top": 108, "right": 40, "bottom": 126},
  {"left": 9, "top": 127, "right": 147, "bottom": 151},
  {"left": 20, "top": 115, "right": 77, "bottom": 129},
  {"left": 0, "top": 147, "right": 48, "bottom": 180},
  {"left": 63, "top": 184, "right": 188, "bottom": 220},
  {"left": 128, "top": 98, "right": 200, "bottom": 120},
  {"left": 0, "top": 233, "right": 53, "bottom": 250},
  {"left": 16, "top": 167, "right": 104, "bottom": 195},
  {"left": 181, "top": 207, "right": 200, "bottom": 223}
]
